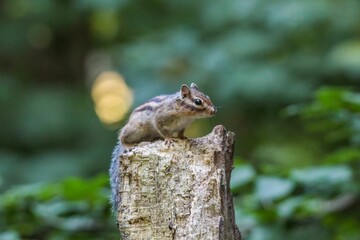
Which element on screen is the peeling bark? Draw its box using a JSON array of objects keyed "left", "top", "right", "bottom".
[{"left": 116, "top": 125, "right": 241, "bottom": 240}]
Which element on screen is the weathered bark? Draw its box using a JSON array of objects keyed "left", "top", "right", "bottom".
[{"left": 117, "top": 125, "right": 241, "bottom": 240}]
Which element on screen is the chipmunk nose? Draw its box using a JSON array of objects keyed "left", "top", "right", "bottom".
[{"left": 211, "top": 106, "right": 217, "bottom": 115}]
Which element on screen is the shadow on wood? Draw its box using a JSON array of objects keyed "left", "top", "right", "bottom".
[{"left": 115, "top": 125, "right": 241, "bottom": 240}]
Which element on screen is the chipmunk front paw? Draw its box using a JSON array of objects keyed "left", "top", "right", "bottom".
[{"left": 164, "top": 138, "right": 177, "bottom": 148}]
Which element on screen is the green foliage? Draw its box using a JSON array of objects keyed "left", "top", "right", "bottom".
[
  {"left": 232, "top": 87, "right": 360, "bottom": 240},
  {"left": 300, "top": 87, "right": 360, "bottom": 145},
  {"left": 0, "top": 175, "right": 117, "bottom": 240},
  {"left": 1, "top": 0, "right": 360, "bottom": 239}
]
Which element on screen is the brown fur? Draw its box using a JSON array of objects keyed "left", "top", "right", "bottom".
[{"left": 120, "top": 83, "right": 216, "bottom": 147}]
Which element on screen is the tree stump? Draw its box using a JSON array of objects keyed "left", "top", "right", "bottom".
[{"left": 116, "top": 125, "right": 241, "bottom": 240}]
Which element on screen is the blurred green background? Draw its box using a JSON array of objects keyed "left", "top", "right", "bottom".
[{"left": 1, "top": 0, "right": 360, "bottom": 239}]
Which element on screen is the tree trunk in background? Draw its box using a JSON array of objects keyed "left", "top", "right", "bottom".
[{"left": 116, "top": 125, "right": 241, "bottom": 240}]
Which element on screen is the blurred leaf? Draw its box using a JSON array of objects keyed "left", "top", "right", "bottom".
[
  {"left": 34, "top": 201, "right": 88, "bottom": 220},
  {"left": 230, "top": 165, "right": 256, "bottom": 190},
  {"left": 277, "top": 196, "right": 304, "bottom": 220},
  {"left": 287, "top": 221, "right": 330, "bottom": 240},
  {"left": 329, "top": 40, "right": 360, "bottom": 76},
  {"left": 255, "top": 177, "right": 295, "bottom": 203},
  {"left": 61, "top": 175, "right": 108, "bottom": 202},
  {"left": 264, "top": 0, "right": 330, "bottom": 30},
  {"left": 328, "top": 218, "right": 360, "bottom": 240},
  {"left": 0, "top": 231, "right": 20, "bottom": 240},
  {"left": 343, "top": 91, "right": 360, "bottom": 112},
  {"left": 213, "top": 30, "right": 277, "bottom": 58},
  {"left": 295, "top": 198, "right": 325, "bottom": 218},
  {"left": 0, "top": 184, "right": 55, "bottom": 206},
  {"left": 325, "top": 148, "right": 360, "bottom": 164},
  {"left": 0, "top": 175, "right": 115, "bottom": 239},
  {"left": 291, "top": 165, "right": 353, "bottom": 192},
  {"left": 234, "top": 207, "right": 258, "bottom": 237},
  {"left": 253, "top": 141, "right": 319, "bottom": 174},
  {"left": 247, "top": 225, "right": 284, "bottom": 240},
  {"left": 58, "top": 216, "right": 97, "bottom": 231},
  {"left": 315, "top": 87, "right": 348, "bottom": 111}
]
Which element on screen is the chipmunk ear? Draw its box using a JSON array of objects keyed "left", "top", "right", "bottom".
[
  {"left": 190, "top": 83, "right": 198, "bottom": 90},
  {"left": 181, "top": 84, "right": 191, "bottom": 98}
]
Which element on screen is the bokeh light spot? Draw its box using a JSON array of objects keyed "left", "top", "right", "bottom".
[{"left": 91, "top": 71, "right": 133, "bottom": 125}]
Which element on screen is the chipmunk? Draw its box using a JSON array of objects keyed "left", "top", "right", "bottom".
[{"left": 109, "top": 83, "right": 216, "bottom": 216}]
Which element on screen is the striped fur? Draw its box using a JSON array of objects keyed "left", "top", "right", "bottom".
[{"left": 119, "top": 83, "right": 216, "bottom": 147}]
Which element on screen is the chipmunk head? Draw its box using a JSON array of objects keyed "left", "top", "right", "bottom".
[{"left": 179, "top": 83, "right": 217, "bottom": 118}]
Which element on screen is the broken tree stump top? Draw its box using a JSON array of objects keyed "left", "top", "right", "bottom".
[{"left": 116, "top": 125, "right": 241, "bottom": 240}]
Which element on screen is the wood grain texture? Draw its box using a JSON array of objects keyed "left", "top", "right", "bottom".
[{"left": 116, "top": 125, "right": 241, "bottom": 240}]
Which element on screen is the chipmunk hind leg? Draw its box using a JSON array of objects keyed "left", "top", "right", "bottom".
[
  {"left": 120, "top": 121, "right": 160, "bottom": 146},
  {"left": 120, "top": 123, "right": 144, "bottom": 146}
]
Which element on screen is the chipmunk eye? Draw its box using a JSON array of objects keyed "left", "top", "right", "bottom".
[{"left": 194, "top": 99, "right": 202, "bottom": 105}]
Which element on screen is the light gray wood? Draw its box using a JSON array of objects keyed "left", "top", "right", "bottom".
[{"left": 116, "top": 125, "right": 241, "bottom": 240}]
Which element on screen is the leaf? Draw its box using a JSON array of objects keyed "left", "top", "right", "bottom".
[
  {"left": 279, "top": 197, "right": 328, "bottom": 219},
  {"left": 277, "top": 196, "right": 304, "bottom": 219},
  {"left": 230, "top": 165, "right": 256, "bottom": 190},
  {"left": 291, "top": 165, "right": 353, "bottom": 191},
  {"left": 247, "top": 225, "right": 284, "bottom": 240},
  {"left": 325, "top": 148, "right": 360, "bottom": 164},
  {"left": 0, "top": 231, "right": 20, "bottom": 240},
  {"left": 58, "top": 216, "right": 97, "bottom": 231},
  {"left": 61, "top": 175, "right": 108, "bottom": 202},
  {"left": 34, "top": 201, "right": 88, "bottom": 220},
  {"left": 315, "top": 87, "right": 347, "bottom": 110},
  {"left": 255, "top": 176, "right": 295, "bottom": 203},
  {"left": 234, "top": 207, "right": 258, "bottom": 232},
  {"left": 328, "top": 40, "right": 360, "bottom": 75},
  {"left": 342, "top": 92, "right": 360, "bottom": 112}
]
